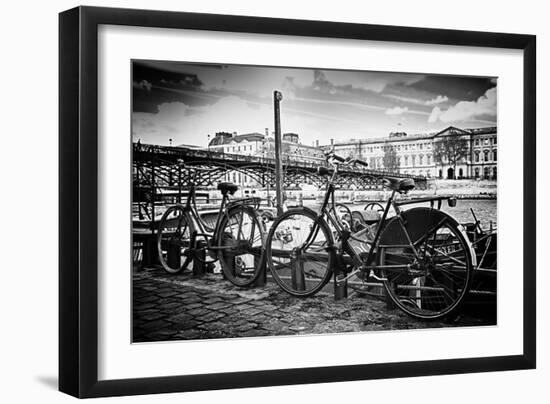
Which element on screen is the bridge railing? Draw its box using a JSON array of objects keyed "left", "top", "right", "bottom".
[{"left": 133, "top": 142, "right": 427, "bottom": 183}]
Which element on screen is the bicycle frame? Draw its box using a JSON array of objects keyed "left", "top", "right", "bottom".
[
  {"left": 181, "top": 183, "right": 262, "bottom": 252},
  {"left": 312, "top": 162, "right": 446, "bottom": 280}
]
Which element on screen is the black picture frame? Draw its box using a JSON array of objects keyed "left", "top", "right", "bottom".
[{"left": 59, "top": 5, "right": 536, "bottom": 398}]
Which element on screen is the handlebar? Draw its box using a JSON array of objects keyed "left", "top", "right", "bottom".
[{"left": 324, "top": 152, "right": 368, "bottom": 168}]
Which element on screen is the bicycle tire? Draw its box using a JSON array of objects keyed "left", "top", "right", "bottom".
[
  {"left": 216, "top": 205, "right": 266, "bottom": 287},
  {"left": 266, "top": 208, "right": 335, "bottom": 297},
  {"left": 377, "top": 207, "right": 474, "bottom": 320},
  {"left": 156, "top": 205, "right": 194, "bottom": 274}
]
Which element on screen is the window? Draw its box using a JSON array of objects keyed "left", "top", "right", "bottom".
[
  {"left": 475, "top": 139, "right": 480, "bottom": 146},
  {"left": 484, "top": 138, "right": 490, "bottom": 145},
  {"left": 475, "top": 168, "right": 480, "bottom": 178},
  {"left": 411, "top": 155, "right": 416, "bottom": 166},
  {"left": 419, "top": 155, "right": 423, "bottom": 165},
  {"left": 419, "top": 143, "right": 423, "bottom": 150},
  {"left": 427, "top": 154, "right": 431, "bottom": 165},
  {"left": 493, "top": 150, "right": 497, "bottom": 161},
  {"left": 484, "top": 150, "right": 489, "bottom": 162},
  {"left": 493, "top": 137, "right": 497, "bottom": 145},
  {"left": 475, "top": 151, "right": 480, "bottom": 162},
  {"left": 404, "top": 156, "right": 409, "bottom": 166}
]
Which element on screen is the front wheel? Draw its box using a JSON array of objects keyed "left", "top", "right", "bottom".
[
  {"left": 378, "top": 208, "right": 474, "bottom": 320},
  {"left": 217, "top": 205, "right": 266, "bottom": 287},
  {"left": 156, "top": 205, "right": 194, "bottom": 274},
  {"left": 266, "top": 208, "right": 335, "bottom": 297}
]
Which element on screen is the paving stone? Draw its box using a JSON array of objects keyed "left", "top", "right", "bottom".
[
  {"left": 133, "top": 303, "right": 156, "bottom": 311},
  {"left": 167, "top": 313, "right": 194, "bottom": 323},
  {"left": 188, "top": 308, "right": 210, "bottom": 317},
  {"left": 197, "top": 321, "right": 226, "bottom": 331},
  {"left": 207, "top": 302, "right": 232, "bottom": 310},
  {"left": 135, "top": 295, "right": 157, "bottom": 304},
  {"left": 239, "top": 328, "right": 270, "bottom": 337},
  {"left": 175, "top": 329, "right": 204, "bottom": 340},
  {"left": 181, "top": 296, "right": 202, "bottom": 304},
  {"left": 140, "top": 319, "right": 171, "bottom": 331},
  {"left": 200, "top": 312, "right": 226, "bottom": 323},
  {"left": 162, "top": 302, "right": 184, "bottom": 311},
  {"left": 235, "top": 323, "right": 256, "bottom": 332},
  {"left": 144, "top": 329, "right": 178, "bottom": 340},
  {"left": 185, "top": 303, "right": 203, "bottom": 310},
  {"left": 203, "top": 298, "right": 223, "bottom": 305},
  {"left": 138, "top": 311, "right": 165, "bottom": 322},
  {"left": 241, "top": 308, "right": 263, "bottom": 316},
  {"left": 173, "top": 319, "right": 200, "bottom": 331}
]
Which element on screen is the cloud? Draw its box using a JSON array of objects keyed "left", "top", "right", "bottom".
[
  {"left": 425, "top": 95, "right": 448, "bottom": 105},
  {"left": 133, "top": 80, "right": 152, "bottom": 91},
  {"left": 428, "top": 107, "right": 442, "bottom": 123},
  {"left": 428, "top": 88, "right": 496, "bottom": 123},
  {"left": 385, "top": 106, "right": 409, "bottom": 115}
]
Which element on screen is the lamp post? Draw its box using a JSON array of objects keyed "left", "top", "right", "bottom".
[{"left": 273, "top": 90, "right": 284, "bottom": 215}]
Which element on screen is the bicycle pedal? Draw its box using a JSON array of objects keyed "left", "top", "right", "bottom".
[{"left": 368, "top": 270, "right": 387, "bottom": 282}]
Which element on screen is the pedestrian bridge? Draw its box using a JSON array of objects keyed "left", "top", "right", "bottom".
[{"left": 133, "top": 142, "right": 428, "bottom": 192}]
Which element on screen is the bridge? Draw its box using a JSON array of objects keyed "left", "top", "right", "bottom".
[{"left": 133, "top": 142, "right": 427, "bottom": 193}]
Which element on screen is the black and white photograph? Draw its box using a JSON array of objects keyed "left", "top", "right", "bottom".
[{"left": 131, "top": 60, "right": 498, "bottom": 342}]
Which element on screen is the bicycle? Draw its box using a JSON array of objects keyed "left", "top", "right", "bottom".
[
  {"left": 156, "top": 175, "right": 265, "bottom": 287},
  {"left": 265, "top": 152, "right": 476, "bottom": 320}
]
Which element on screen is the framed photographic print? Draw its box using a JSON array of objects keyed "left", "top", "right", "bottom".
[{"left": 59, "top": 6, "right": 536, "bottom": 398}]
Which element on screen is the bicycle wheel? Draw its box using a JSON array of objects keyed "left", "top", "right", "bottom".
[
  {"left": 266, "top": 208, "right": 335, "bottom": 297},
  {"left": 378, "top": 208, "right": 473, "bottom": 320},
  {"left": 156, "top": 205, "right": 194, "bottom": 274},
  {"left": 217, "top": 205, "right": 265, "bottom": 287}
]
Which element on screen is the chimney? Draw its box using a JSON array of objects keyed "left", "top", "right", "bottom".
[
  {"left": 315, "top": 140, "right": 319, "bottom": 148},
  {"left": 232, "top": 131, "right": 237, "bottom": 137}
]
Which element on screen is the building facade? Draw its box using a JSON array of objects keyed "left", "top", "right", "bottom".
[{"left": 323, "top": 126, "right": 497, "bottom": 179}]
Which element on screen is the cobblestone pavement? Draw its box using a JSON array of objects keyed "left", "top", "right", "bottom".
[{"left": 133, "top": 268, "right": 495, "bottom": 342}]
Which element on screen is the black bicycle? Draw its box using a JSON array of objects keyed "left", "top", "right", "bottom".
[
  {"left": 156, "top": 180, "right": 265, "bottom": 287},
  {"left": 265, "top": 152, "right": 475, "bottom": 320}
]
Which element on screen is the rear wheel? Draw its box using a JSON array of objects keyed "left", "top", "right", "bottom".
[
  {"left": 217, "top": 206, "right": 265, "bottom": 287},
  {"left": 266, "top": 208, "right": 334, "bottom": 297},
  {"left": 378, "top": 210, "right": 473, "bottom": 320},
  {"left": 156, "top": 205, "right": 194, "bottom": 274}
]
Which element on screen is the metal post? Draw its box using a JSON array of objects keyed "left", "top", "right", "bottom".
[
  {"left": 273, "top": 91, "right": 284, "bottom": 215},
  {"left": 252, "top": 255, "right": 267, "bottom": 287},
  {"left": 290, "top": 258, "right": 306, "bottom": 291},
  {"left": 334, "top": 273, "right": 348, "bottom": 300}
]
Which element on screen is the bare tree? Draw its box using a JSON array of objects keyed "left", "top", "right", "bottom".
[
  {"left": 383, "top": 143, "right": 400, "bottom": 172},
  {"left": 433, "top": 135, "right": 469, "bottom": 179}
]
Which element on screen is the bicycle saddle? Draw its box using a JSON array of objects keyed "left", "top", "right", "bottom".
[
  {"left": 383, "top": 177, "right": 415, "bottom": 193},
  {"left": 217, "top": 182, "right": 239, "bottom": 195}
]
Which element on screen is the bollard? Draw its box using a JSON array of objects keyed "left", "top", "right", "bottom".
[
  {"left": 290, "top": 258, "right": 306, "bottom": 291},
  {"left": 192, "top": 240, "right": 207, "bottom": 277},
  {"left": 252, "top": 254, "right": 267, "bottom": 287},
  {"left": 166, "top": 240, "right": 181, "bottom": 270},
  {"left": 141, "top": 236, "right": 159, "bottom": 268},
  {"left": 334, "top": 272, "right": 348, "bottom": 300}
]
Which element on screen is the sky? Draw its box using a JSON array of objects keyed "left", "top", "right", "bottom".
[{"left": 132, "top": 60, "right": 497, "bottom": 147}]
